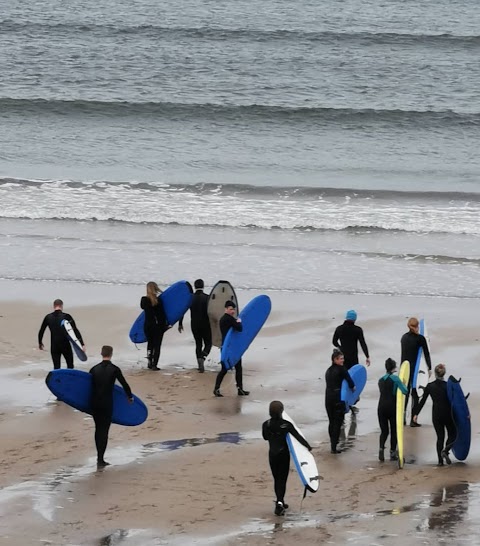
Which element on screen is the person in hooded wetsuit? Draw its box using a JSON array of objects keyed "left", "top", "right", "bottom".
[
  {"left": 262, "top": 400, "right": 312, "bottom": 516},
  {"left": 332, "top": 309, "right": 371, "bottom": 370},
  {"left": 140, "top": 281, "right": 169, "bottom": 370},
  {"left": 377, "top": 358, "right": 408, "bottom": 462},
  {"left": 400, "top": 316, "right": 432, "bottom": 427},
  {"left": 38, "top": 298, "right": 85, "bottom": 369},
  {"left": 325, "top": 349, "right": 355, "bottom": 454},
  {"left": 89, "top": 345, "right": 133, "bottom": 467},
  {"left": 413, "top": 363, "right": 455, "bottom": 466},
  {"left": 213, "top": 300, "right": 249, "bottom": 397},
  {"left": 178, "top": 279, "right": 212, "bottom": 373}
]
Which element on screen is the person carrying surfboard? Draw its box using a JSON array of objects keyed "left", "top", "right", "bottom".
[
  {"left": 412, "top": 364, "right": 455, "bottom": 466},
  {"left": 213, "top": 300, "right": 249, "bottom": 397},
  {"left": 325, "top": 349, "right": 355, "bottom": 454},
  {"left": 377, "top": 358, "right": 408, "bottom": 462},
  {"left": 400, "top": 317, "right": 432, "bottom": 426},
  {"left": 141, "top": 282, "right": 169, "bottom": 370},
  {"left": 89, "top": 345, "right": 133, "bottom": 467},
  {"left": 178, "top": 279, "right": 212, "bottom": 373},
  {"left": 38, "top": 299, "right": 85, "bottom": 369},
  {"left": 262, "top": 401, "right": 312, "bottom": 516}
]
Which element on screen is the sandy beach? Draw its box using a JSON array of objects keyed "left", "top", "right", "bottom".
[{"left": 0, "top": 281, "right": 479, "bottom": 545}]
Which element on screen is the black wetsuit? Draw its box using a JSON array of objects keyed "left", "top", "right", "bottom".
[
  {"left": 262, "top": 417, "right": 312, "bottom": 503},
  {"left": 141, "top": 296, "right": 168, "bottom": 368},
  {"left": 325, "top": 364, "right": 354, "bottom": 451},
  {"left": 180, "top": 289, "right": 212, "bottom": 359},
  {"left": 400, "top": 331, "right": 431, "bottom": 415},
  {"left": 416, "top": 378, "right": 455, "bottom": 463},
  {"left": 38, "top": 310, "right": 84, "bottom": 369},
  {"left": 377, "top": 373, "right": 408, "bottom": 452},
  {"left": 89, "top": 360, "right": 132, "bottom": 463},
  {"left": 332, "top": 321, "right": 369, "bottom": 369},
  {"left": 214, "top": 313, "right": 243, "bottom": 391}
]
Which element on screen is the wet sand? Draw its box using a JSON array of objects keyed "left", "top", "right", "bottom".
[{"left": 1, "top": 281, "right": 480, "bottom": 545}]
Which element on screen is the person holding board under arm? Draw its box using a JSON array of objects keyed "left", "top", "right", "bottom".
[
  {"left": 213, "top": 300, "right": 249, "bottom": 397},
  {"left": 141, "top": 282, "right": 169, "bottom": 370}
]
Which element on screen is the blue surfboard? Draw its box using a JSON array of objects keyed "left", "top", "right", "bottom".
[
  {"left": 129, "top": 280, "right": 193, "bottom": 343},
  {"left": 447, "top": 375, "right": 471, "bottom": 461},
  {"left": 220, "top": 295, "right": 271, "bottom": 370},
  {"left": 341, "top": 364, "right": 367, "bottom": 413},
  {"left": 46, "top": 369, "right": 147, "bottom": 426}
]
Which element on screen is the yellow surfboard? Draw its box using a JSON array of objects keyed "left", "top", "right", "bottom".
[{"left": 396, "top": 361, "right": 410, "bottom": 469}]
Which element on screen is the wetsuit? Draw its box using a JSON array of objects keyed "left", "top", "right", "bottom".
[
  {"left": 38, "top": 310, "right": 84, "bottom": 369},
  {"left": 400, "top": 331, "right": 431, "bottom": 415},
  {"left": 377, "top": 373, "right": 408, "bottom": 452},
  {"left": 332, "top": 321, "right": 369, "bottom": 369},
  {"left": 214, "top": 313, "right": 243, "bottom": 391},
  {"left": 89, "top": 360, "right": 132, "bottom": 464},
  {"left": 262, "top": 417, "right": 312, "bottom": 504},
  {"left": 141, "top": 296, "right": 168, "bottom": 368},
  {"left": 416, "top": 378, "right": 455, "bottom": 464},
  {"left": 325, "top": 364, "right": 354, "bottom": 451},
  {"left": 180, "top": 289, "right": 212, "bottom": 359}
]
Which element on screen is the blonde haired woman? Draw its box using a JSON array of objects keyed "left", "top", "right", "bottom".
[{"left": 140, "top": 282, "right": 168, "bottom": 370}]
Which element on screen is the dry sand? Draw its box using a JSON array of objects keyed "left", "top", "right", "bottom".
[{"left": 1, "top": 282, "right": 480, "bottom": 545}]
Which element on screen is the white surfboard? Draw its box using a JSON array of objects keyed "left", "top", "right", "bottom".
[
  {"left": 207, "top": 280, "right": 238, "bottom": 348},
  {"left": 61, "top": 319, "right": 87, "bottom": 362},
  {"left": 283, "top": 411, "right": 319, "bottom": 493},
  {"left": 413, "top": 319, "right": 430, "bottom": 392}
]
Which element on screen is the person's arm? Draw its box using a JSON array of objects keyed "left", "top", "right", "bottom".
[
  {"left": 287, "top": 422, "right": 312, "bottom": 451},
  {"left": 342, "top": 367, "right": 355, "bottom": 390},
  {"left": 358, "top": 328, "right": 369, "bottom": 360},
  {"left": 178, "top": 316, "right": 184, "bottom": 333},
  {"left": 332, "top": 326, "right": 341, "bottom": 349},
  {"left": 38, "top": 316, "right": 48, "bottom": 349},
  {"left": 421, "top": 335, "right": 432, "bottom": 370},
  {"left": 140, "top": 296, "right": 148, "bottom": 310},
  {"left": 67, "top": 314, "right": 84, "bottom": 347},
  {"left": 414, "top": 384, "right": 430, "bottom": 417},
  {"left": 116, "top": 369, "right": 133, "bottom": 401},
  {"left": 391, "top": 374, "right": 408, "bottom": 395},
  {"left": 262, "top": 420, "right": 270, "bottom": 441},
  {"left": 231, "top": 316, "right": 242, "bottom": 332}
]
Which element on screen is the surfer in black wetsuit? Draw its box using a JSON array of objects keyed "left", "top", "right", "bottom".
[
  {"left": 141, "top": 282, "right": 169, "bottom": 370},
  {"left": 400, "top": 317, "right": 432, "bottom": 427},
  {"left": 38, "top": 299, "right": 85, "bottom": 369},
  {"left": 377, "top": 358, "right": 408, "bottom": 462},
  {"left": 325, "top": 349, "right": 355, "bottom": 454},
  {"left": 213, "top": 300, "right": 249, "bottom": 397},
  {"left": 413, "top": 364, "right": 455, "bottom": 466},
  {"left": 332, "top": 310, "right": 370, "bottom": 370},
  {"left": 178, "top": 279, "right": 212, "bottom": 373},
  {"left": 89, "top": 345, "right": 133, "bottom": 467},
  {"left": 262, "top": 400, "right": 312, "bottom": 516}
]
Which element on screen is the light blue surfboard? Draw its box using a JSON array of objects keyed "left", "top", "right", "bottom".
[
  {"left": 220, "top": 295, "right": 271, "bottom": 370},
  {"left": 340, "top": 364, "right": 367, "bottom": 413},
  {"left": 129, "top": 280, "right": 193, "bottom": 343},
  {"left": 447, "top": 376, "right": 471, "bottom": 461},
  {"left": 412, "top": 318, "right": 430, "bottom": 391},
  {"left": 46, "top": 369, "right": 148, "bottom": 426}
]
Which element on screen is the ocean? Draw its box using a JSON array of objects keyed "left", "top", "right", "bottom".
[{"left": 1, "top": 0, "right": 479, "bottom": 298}]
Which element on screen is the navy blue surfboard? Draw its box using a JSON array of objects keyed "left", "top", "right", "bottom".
[
  {"left": 220, "top": 295, "right": 271, "bottom": 370},
  {"left": 129, "top": 280, "right": 193, "bottom": 343},
  {"left": 340, "top": 364, "right": 367, "bottom": 413},
  {"left": 46, "top": 369, "right": 148, "bottom": 426},
  {"left": 447, "top": 375, "right": 471, "bottom": 461}
]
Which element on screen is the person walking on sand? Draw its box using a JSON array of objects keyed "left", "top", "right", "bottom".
[
  {"left": 413, "top": 364, "right": 455, "bottom": 466},
  {"left": 332, "top": 310, "right": 371, "bottom": 370},
  {"left": 38, "top": 299, "right": 85, "bottom": 369},
  {"left": 325, "top": 349, "right": 355, "bottom": 454},
  {"left": 213, "top": 300, "right": 249, "bottom": 397},
  {"left": 262, "top": 400, "right": 312, "bottom": 516},
  {"left": 400, "top": 317, "right": 432, "bottom": 427},
  {"left": 377, "top": 358, "right": 408, "bottom": 462},
  {"left": 141, "top": 281, "right": 169, "bottom": 370},
  {"left": 89, "top": 345, "right": 133, "bottom": 467},
  {"left": 178, "top": 279, "right": 212, "bottom": 373}
]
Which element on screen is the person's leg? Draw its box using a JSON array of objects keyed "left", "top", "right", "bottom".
[
  {"left": 93, "top": 412, "right": 112, "bottom": 465},
  {"left": 214, "top": 364, "right": 228, "bottom": 395},
  {"left": 378, "top": 407, "right": 389, "bottom": 461},
  {"left": 151, "top": 331, "right": 164, "bottom": 369},
  {"left": 191, "top": 325, "right": 204, "bottom": 359},
  {"left": 442, "top": 415, "right": 456, "bottom": 464},
  {"left": 332, "top": 402, "right": 345, "bottom": 451},
  {"left": 62, "top": 344, "right": 74, "bottom": 369},
  {"left": 202, "top": 323, "right": 212, "bottom": 358},
  {"left": 234, "top": 360, "right": 249, "bottom": 395},
  {"left": 389, "top": 410, "right": 398, "bottom": 454},
  {"left": 410, "top": 388, "right": 420, "bottom": 426},
  {"left": 433, "top": 416, "right": 445, "bottom": 465},
  {"left": 275, "top": 450, "right": 290, "bottom": 505},
  {"left": 51, "top": 349, "right": 62, "bottom": 370}
]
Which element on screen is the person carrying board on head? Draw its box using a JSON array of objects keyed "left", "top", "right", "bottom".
[
  {"left": 38, "top": 299, "right": 85, "bottom": 369},
  {"left": 213, "top": 300, "right": 249, "bottom": 397}
]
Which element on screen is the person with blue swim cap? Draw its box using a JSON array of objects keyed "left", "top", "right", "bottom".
[{"left": 332, "top": 309, "right": 371, "bottom": 370}]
